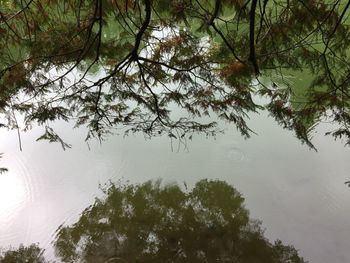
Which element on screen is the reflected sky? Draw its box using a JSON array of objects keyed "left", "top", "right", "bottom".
[
  {"left": 0, "top": 172, "right": 26, "bottom": 223},
  {"left": 0, "top": 109, "right": 349, "bottom": 262}
]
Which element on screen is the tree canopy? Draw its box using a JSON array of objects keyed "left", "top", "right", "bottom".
[
  {"left": 0, "top": 180, "right": 307, "bottom": 262},
  {"left": 0, "top": 243, "right": 47, "bottom": 263},
  {"left": 0, "top": 0, "right": 349, "bottom": 148},
  {"left": 53, "top": 179, "right": 307, "bottom": 262}
]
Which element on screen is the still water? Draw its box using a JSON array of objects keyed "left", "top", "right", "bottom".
[{"left": 0, "top": 109, "right": 349, "bottom": 262}]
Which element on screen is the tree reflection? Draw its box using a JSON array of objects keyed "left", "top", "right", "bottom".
[
  {"left": 0, "top": 243, "right": 46, "bottom": 263},
  {"left": 54, "top": 179, "right": 307, "bottom": 263}
]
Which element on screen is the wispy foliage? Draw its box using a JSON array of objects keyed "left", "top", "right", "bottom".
[{"left": 0, "top": 0, "right": 349, "bottom": 147}]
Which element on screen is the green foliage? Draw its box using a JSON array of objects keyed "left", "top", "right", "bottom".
[
  {"left": 54, "top": 179, "right": 308, "bottom": 263},
  {"left": 0, "top": 0, "right": 349, "bottom": 147},
  {"left": 0, "top": 243, "right": 47, "bottom": 263}
]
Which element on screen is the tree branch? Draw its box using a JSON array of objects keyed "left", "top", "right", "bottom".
[
  {"left": 248, "top": 0, "right": 259, "bottom": 74},
  {"left": 131, "top": 0, "right": 152, "bottom": 60}
]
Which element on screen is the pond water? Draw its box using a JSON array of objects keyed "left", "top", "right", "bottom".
[
  {"left": 1, "top": 1, "right": 350, "bottom": 262},
  {"left": 0, "top": 107, "right": 349, "bottom": 262}
]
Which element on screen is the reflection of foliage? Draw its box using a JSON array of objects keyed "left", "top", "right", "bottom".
[
  {"left": 54, "top": 180, "right": 307, "bottom": 263},
  {"left": 0, "top": 1, "right": 349, "bottom": 148},
  {"left": 0, "top": 243, "right": 47, "bottom": 263}
]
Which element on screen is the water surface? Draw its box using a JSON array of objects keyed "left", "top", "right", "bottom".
[{"left": 0, "top": 110, "right": 349, "bottom": 262}]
